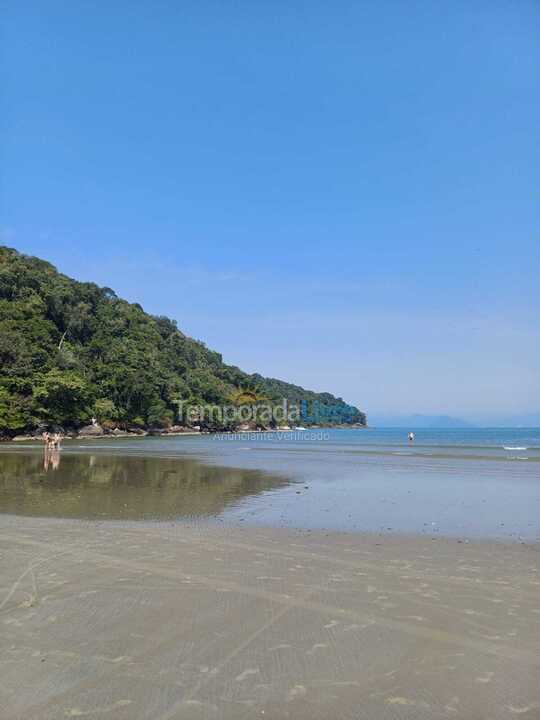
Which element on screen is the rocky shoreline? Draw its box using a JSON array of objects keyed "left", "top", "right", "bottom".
[
  {"left": 5, "top": 424, "right": 198, "bottom": 442},
  {"left": 4, "top": 422, "right": 367, "bottom": 442}
]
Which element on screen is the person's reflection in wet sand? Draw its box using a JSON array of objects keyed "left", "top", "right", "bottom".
[
  {"left": 51, "top": 448, "right": 60, "bottom": 470},
  {"left": 43, "top": 446, "right": 61, "bottom": 472}
]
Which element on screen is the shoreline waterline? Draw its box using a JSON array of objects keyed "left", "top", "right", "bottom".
[{"left": 0, "top": 428, "right": 538, "bottom": 541}]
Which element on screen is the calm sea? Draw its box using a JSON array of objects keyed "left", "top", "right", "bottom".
[{"left": 0, "top": 428, "right": 538, "bottom": 540}]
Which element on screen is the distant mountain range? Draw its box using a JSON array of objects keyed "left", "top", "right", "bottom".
[{"left": 369, "top": 414, "right": 474, "bottom": 429}]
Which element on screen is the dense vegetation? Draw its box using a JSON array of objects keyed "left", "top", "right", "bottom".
[{"left": 0, "top": 247, "right": 366, "bottom": 435}]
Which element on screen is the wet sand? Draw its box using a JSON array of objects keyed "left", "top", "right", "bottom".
[
  {"left": 1, "top": 441, "right": 538, "bottom": 539},
  {"left": 1, "top": 516, "right": 539, "bottom": 719}
]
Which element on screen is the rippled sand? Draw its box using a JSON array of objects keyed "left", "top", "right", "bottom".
[{"left": 1, "top": 515, "right": 538, "bottom": 719}]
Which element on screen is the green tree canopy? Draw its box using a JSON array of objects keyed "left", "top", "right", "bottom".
[{"left": 0, "top": 246, "right": 366, "bottom": 434}]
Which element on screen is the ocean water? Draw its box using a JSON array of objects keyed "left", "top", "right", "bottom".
[{"left": 0, "top": 428, "right": 538, "bottom": 540}]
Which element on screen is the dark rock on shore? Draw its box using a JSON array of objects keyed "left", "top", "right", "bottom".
[{"left": 78, "top": 424, "right": 105, "bottom": 437}]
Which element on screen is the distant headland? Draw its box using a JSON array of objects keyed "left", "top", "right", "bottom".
[{"left": 0, "top": 247, "right": 366, "bottom": 438}]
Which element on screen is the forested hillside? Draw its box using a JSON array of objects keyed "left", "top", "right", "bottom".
[{"left": 0, "top": 247, "right": 365, "bottom": 435}]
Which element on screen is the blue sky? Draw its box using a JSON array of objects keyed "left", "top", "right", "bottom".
[{"left": 2, "top": 1, "right": 539, "bottom": 423}]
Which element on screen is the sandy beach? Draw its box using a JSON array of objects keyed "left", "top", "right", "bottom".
[
  {"left": 3, "top": 2, "right": 539, "bottom": 717},
  {"left": 1, "top": 515, "right": 538, "bottom": 719}
]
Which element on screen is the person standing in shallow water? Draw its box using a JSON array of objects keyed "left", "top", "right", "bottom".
[
  {"left": 43, "top": 431, "right": 62, "bottom": 471},
  {"left": 408, "top": 432, "right": 415, "bottom": 442}
]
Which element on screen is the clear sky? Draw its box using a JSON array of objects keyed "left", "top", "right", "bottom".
[{"left": 2, "top": 1, "right": 539, "bottom": 423}]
